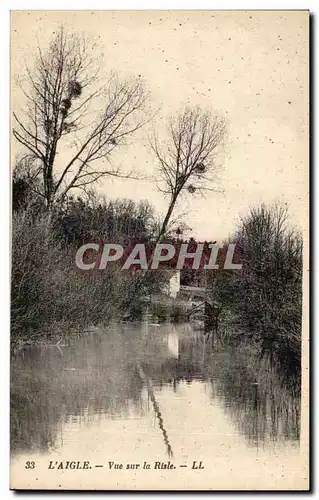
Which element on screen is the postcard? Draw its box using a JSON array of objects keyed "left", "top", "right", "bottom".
[{"left": 10, "top": 10, "right": 309, "bottom": 491}]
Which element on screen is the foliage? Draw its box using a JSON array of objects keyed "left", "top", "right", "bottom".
[
  {"left": 210, "top": 203, "right": 302, "bottom": 380},
  {"left": 52, "top": 195, "right": 156, "bottom": 245},
  {"left": 10, "top": 197, "right": 160, "bottom": 345}
]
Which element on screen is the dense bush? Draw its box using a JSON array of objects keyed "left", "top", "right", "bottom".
[
  {"left": 52, "top": 196, "right": 157, "bottom": 245},
  {"left": 210, "top": 203, "right": 303, "bottom": 381},
  {"left": 11, "top": 196, "right": 160, "bottom": 345}
]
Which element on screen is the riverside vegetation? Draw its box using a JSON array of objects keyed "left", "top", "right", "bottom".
[
  {"left": 11, "top": 27, "right": 303, "bottom": 389},
  {"left": 11, "top": 184, "right": 303, "bottom": 387}
]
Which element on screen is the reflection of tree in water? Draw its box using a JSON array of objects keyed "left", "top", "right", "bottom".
[
  {"left": 11, "top": 326, "right": 301, "bottom": 455},
  {"left": 11, "top": 378, "right": 59, "bottom": 454},
  {"left": 206, "top": 349, "right": 300, "bottom": 448},
  {"left": 136, "top": 362, "right": 173, "bottom": 457},
  {"left": 141, "top": 333, "right": 300, "bottom": 448},
  {"left": 11, "top": 334, "right": 144, "bottom": 454}
]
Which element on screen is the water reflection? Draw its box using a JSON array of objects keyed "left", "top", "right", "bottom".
[{"left": 11, "top": 323, "right": 300, "bottom": 457}]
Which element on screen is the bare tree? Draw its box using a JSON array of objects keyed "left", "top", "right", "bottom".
[
  {"left": 151, "top": 106, "right": 226, "bottom": 240},
  {"left": 13, "top": 26, "right": 150, "bottom": 209}
]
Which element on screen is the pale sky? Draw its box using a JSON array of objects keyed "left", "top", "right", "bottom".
[{"left": 11, "top": 10, "right": 309, "bottom": 240}]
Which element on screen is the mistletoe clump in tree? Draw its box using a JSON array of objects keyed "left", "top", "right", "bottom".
[
  {"left": 13, "top": 27, "right": 150, "bottom": 209},
  {"left": 151, "top": 106, "right": 227, "bottom": 240}
]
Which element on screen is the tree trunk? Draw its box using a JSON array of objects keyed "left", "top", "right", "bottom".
[{"left": 157, "top": 195, "right": 178, "bottom": 242}]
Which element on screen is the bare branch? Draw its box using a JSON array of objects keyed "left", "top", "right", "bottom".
[
  {"left": 151, "top": 105, "right": 226, "bottom": 240},
  {"left": 13, "top": 26, "right": 151, "bottom": 208}
]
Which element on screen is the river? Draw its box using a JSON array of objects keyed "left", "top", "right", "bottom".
[{"left": 10, "top": 322, "right": 307, "bottom": 490}]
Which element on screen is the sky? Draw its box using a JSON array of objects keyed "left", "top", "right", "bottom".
[{"left": 11, "top": 10, "right": 309, "bottom": 240}]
